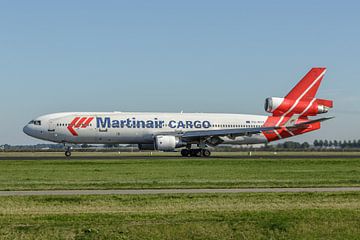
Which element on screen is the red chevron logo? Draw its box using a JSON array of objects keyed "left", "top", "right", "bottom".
[{"left": 67, "top": 117, "right": 94, "bottom": 136}]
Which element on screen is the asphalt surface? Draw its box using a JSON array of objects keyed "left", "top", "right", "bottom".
[
  {"left": 1, "top": 154, "right": 360, "bottom": 160},
  {"left": 1, "top": 187, "right": 360, "bottom": 196}
]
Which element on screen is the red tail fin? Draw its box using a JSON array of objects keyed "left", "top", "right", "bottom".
[{"left": 285, "top": 67, "right": 326, "bottom": 101}]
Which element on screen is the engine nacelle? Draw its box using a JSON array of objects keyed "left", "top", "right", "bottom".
[
  {"left": 265, "top": 97, "right": 285, "bottom": 113},
  {"left": 155, "top": 135, "right": 183, "bottom": 151},
  {"left": 265, "top": 97, "right": 332, "bottom": 116}
]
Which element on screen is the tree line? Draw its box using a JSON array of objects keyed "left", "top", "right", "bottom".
[
  {"left": 271, "top": 139, "right": 360, "bottom": 150},
  {"left": 313, "top": 139, "right": 360, "bottom": 148}
]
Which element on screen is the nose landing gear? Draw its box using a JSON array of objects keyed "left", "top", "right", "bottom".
[{"left": 180, "top": 148, "right": 211, "bottom": 157}]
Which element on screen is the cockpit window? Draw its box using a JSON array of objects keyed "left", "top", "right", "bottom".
[{"left": 29, "top": 120, "right": 41, "bottom": 125}]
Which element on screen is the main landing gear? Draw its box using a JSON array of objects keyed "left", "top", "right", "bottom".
[
  {"left": 64, "top": 145, "right": 72, "bottom": 157},
  {"left": 181, "top": 148, "right": 211, "bottom": 157}
]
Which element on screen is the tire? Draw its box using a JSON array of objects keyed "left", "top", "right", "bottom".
[
  {"left": 65, "top": 151, "right": 71, "bottom": 157},
  {"left": 190, "top": 149, "right": 199, "bottom": 157},
  {"left": 202, "top": 149, "right": 211, "bottom": 157},
  {"left": 181, "top": 149, "right": 190, "bottom": 157}
]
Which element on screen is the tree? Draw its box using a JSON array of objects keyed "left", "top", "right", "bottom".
[
  {"left": 301, "top": 142, "right": 310, "bottom": 149},
  {"left": 318, "top": 140, "right": 324, "bottom": 148},
  {"left": 324, "top": 140, "right": 329, "bottom": 148},
  {"left": 313, "top": 140, "right": 319, "bottom": 147},
  {"left": 283, "top": 141, "right": 301, "bottom": 149},
  {"left": 334, "top": 140, "right": 338, "bottom": 148}
]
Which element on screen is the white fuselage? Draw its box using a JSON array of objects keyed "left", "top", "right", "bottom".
[{"left": 23, "top": 112, "right": 269, "bottom": 145}]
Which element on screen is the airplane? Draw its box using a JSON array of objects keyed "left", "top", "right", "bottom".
[{"left": 23, "top": 67, "right": 333, "bottom": 157}]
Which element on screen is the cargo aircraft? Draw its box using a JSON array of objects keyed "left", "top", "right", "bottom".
[{"left": 24, "top": 68, "right": 333, "bottom": 157}]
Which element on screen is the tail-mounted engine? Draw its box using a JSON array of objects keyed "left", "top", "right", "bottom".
[{"left": 265, "top": 97, "right": 333, "bottom": 116}]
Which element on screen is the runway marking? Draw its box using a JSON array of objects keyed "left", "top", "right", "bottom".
[{"left": 1, "top": 187, "right": 360, "bottom": 196}]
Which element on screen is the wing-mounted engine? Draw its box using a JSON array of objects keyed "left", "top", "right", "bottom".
[
  {"left": 138, "top": 135, "right": 185, "bottom": 151},
  {"left": 265, "top": 97, "right": 333, "bottom": 116},
  {"left": 155, "top": 135, "right": 186, "bottom": 151}
]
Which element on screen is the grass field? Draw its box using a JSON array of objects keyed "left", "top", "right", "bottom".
[
  {"left": 0, "top": 152, "right": 359, "bottom": 190},
  {"left": 1, "top": 152, "right": 360, "bottom": 239},
  {"left": 0, "top": 192, "right": 360, "bottom": 239}
]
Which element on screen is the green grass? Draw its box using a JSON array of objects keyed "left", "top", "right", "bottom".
[
  {"left": 0, "top": 192, "right": 360, "bottom": 239},
  {"left": 1, "top": 152, "right": 360, "bottom": 239},
  {"left": 0, "top": 152, "right": 359, "bottom": 190}
]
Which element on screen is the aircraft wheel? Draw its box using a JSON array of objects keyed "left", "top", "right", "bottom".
[
  {"left": 181, "top": 149, "right": 190, "bottom": 157},
  {"left": 202, "top": 149, "right": 211, "bottom": 157},
  {"left": 65, "top": 151, "right": 71, "bottom": 157},
  {"left": 190, "top": 149, "right": 199, "bottom": 157}
]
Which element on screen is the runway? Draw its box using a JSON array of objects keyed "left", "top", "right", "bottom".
[
  {"left": 1, "top": 154, "right": 360, "bottom": 161},
  {"left": 1, "top": 187, "right": 360, "bottom": 196}
]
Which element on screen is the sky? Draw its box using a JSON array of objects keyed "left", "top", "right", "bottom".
[{"left": 1, "top": 1, "right": 359, "bottom": 145}]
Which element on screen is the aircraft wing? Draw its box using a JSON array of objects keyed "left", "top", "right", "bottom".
[
  {"left": 181, "top": 126, "right": 280, "bottom": 139},
  {"left": 179, "top": 117, "right": 334, "bottom": 139}
]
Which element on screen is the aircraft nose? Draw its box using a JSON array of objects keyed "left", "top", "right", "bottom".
[{"left": 23, "top": 124, "right": 31, "bottom": 136}]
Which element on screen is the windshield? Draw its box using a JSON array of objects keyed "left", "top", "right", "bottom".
[{"left": 28, "top": 120, "right": 41, "bottom": 126}]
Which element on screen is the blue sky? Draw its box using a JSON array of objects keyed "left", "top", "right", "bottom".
[{"left": 1, "top": 1, "right": 359, "bottom": 144}]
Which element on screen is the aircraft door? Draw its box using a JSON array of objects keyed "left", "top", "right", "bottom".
[
  {"left": 47, "top": 120, "right": 61, "bottom": 142},
  {"left": 48, "top": 120, "right": 55, "bottom": 132}
]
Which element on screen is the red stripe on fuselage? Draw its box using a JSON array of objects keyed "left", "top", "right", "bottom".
[
  {"left": 82, "top": 117, "right": 94, "bottom": 128},
  {"left": 75, "top": 117, "right": 88, "bottom": 128},
  {"left": 262, "top": 116, "right": 281, "bottom": 141},
  {"left": 67, "top": 117, "right": 80, "bottom": 136}
]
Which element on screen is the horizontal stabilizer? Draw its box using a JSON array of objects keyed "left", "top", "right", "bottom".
[{"left": 287, "top": 116, "right": 334, "bottom": 129}]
